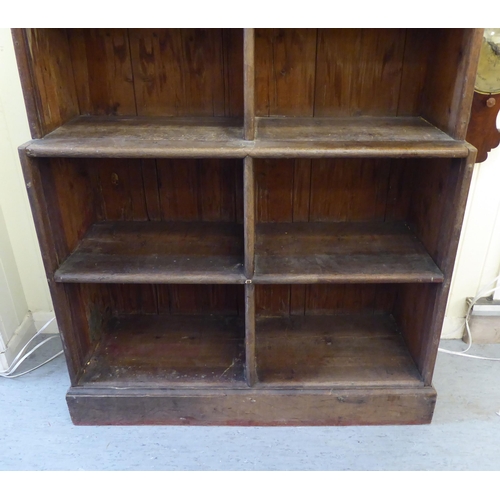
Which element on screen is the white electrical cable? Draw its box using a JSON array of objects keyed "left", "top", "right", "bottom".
[
  {"left": 439, "top": 274, "right": 500, "bottom": 361},
  {"left": 0, "top": 317, "right": 64, "bottom": 379}
]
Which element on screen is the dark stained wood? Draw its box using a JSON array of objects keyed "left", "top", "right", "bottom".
[
  {"left": 255, "top": 28, "right": 317, "bottom": 117},
  {"left": 11, "top": 29, "right": 44, "bottom": 138},
  {"left": 255, "top": 314, "right": 422, "bottom": 388},
  {"left": 244, "top": 157, "right": 255, "bottom": 277},
  {"left": 309, "top": 158, "right": 390, "bottom": 222},
  {"left": 68, "top": 29, "right": 136, "bottom": 115},
  {"left": 255, "top": 222, "right": 444, "bottom": 284},
  {"left": 244, "top": 29, "right": 255, "bottom": 140},
  {"left": 245, "top": 284, "right": 257, "bottom": 386},
  {"left": 253, "top": 117, "right": 469, "bottom": 158},
  {"left": 18, "top": 152, "right": 90, "bottom": 384},
  {"left": 314, "top": 29, "right": 406, "bottom": 117},
  {"left": 25, "top": 116, "right": 246, "bottom": 158},
  {"left": 24, "top": 115, "right": 469, "bottom": 159},
  {"left": 19, "top": 29, "right": 79, "bottom": 136},
  {"left": 421, "top": 29, "right": 483, "bottom": 140},
  {"left": 14, "top": 28, "right": 481, "bottom": 427},
  {"left": 79, "top": 314, "right": 245, "bottom": 387},
  {"left": 156, "top": 158, "right": 242, "bottom": 222},
  {"left": 129, "top": 29, "right": 232, "bottom": 117},
  {"left": 255, "top": 158, "right": 294, "bottom": 223},
  {"left": 67, "top": 386, "right": 437, "bottom": 426},
  {"left": 466, "top": 92, "right": 500, "bottom": 163},
  {"left": 54, "top": 221, "right": 245, "bottom": 284}
]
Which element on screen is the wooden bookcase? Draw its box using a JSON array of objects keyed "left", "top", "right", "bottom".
[{"left": 13, "top": 28, "right": 482, "bottom": 425}]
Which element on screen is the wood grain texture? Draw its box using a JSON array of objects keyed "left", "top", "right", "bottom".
[
  {"left": 254, "top": 222, "right": 444, "bottom": 284},
  {"left": 255, "top": 314, "right": 422, "bottom": 388},
  {"left": 68, "top": 29, "right": 136, "bottom": 115},
  {"left": 421, "top": 29, "right": 483, "bottom": 140},
  {"left": 67, "top": 386, "right": 436, "bottom": 426},
  {"left": 314, "top": 29, "right": 406, "bottom": 117},
  {"left": 24, "top": 115, "right": 469, "bottom": 159},
  {"left": 245, "top": 284, "right": 257, "bottom": 386},
  {"left": 21, "top": 29, "right": 79, "bottom": 136},
  {"left": 244, "top": 29, "right": 255, "bottom": 139},
  {"left": 54, "top": 221, "right": 245, "bottom": 284},
  {"left": 255, "top": 28, "right": 317, "bottom": 117},
  {"left": 79, "top": 314, "right": 245, "bottom": 387},
  {"left": 244, "top": 157, "right": 255, "bottom": 277}
]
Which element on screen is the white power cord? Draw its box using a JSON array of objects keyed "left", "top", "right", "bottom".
[
  {"left": 0, "top": 317, "right": 64, "bottom": 379},
  {"left": 439, "top": 274, "right": 500, "bottom": 361}
]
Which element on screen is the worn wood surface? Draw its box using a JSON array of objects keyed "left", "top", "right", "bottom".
[
  {"left": 79, "top": 314, "right": 245, "bottom": 387},
  {"left": 244, "top": 157, "right": 255, "bottom": 277},
  {"left": 245, "top": 284, "right": 257, "bottom": 386},
  {"left": 67, "top": 386, "right": 436, "bottom": 426},
  {"left": 255, "top": 284, "right": 398, "bottom": 317},
  {"left": 55, "top": 221, "right": 245, "bottom": 283},
  {"left": 244, "top": 29, "right": 255, "bottom": 140},
  {"left": 14, "top": 28, "right": 481, "bottom": 426},
  {"left": 24, "top": 115, "right": 469, "bottom": 158},
  {"left": 255, "top": 314, "right": 422, "bottom": 388},
  {"left": 255, "top": 222, "right": 443, "bottom": 284}
]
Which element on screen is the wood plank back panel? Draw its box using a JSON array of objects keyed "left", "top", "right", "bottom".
[
  {"left": 314, "top": 29, "right": 406, "bottom": 117},
  {"left": 255, "top": 28, "right": 317, "bottom": 117},
  {"left": 21, "top": 29, "right": 79, "bottom": 136},
  {"left": 255, "top": 284, "right": 397, "bottom": 317},
  {"left": 129, "top": 29, "right": 243, "bottom": 117},
  {"left": 421, "top": 29, "right": 482, "bottom": 139},
  {"left": 68, "top": 29, "right": 136, "bottom": 115}
]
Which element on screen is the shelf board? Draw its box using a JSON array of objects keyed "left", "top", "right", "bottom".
[
  {"left": 254, "top": 221, "right": 444, "bottom": 284},
  {"left": 255, "top": 314, "right": 423, "bottom": 388},
  {"left": 24, "top": 115, "right": 469, "bottom": 159},
  {"left": 25, "top": 116, "right": 247, "bottom": 158},
  {"left": 79, "top": 314, "right": 245, "bottom": 388},
  {"left": 252, "top": 116, "right": 469, "bottom": 158},
  {"left": 54, "top": 221, "right": 245, "bottom": 284}
]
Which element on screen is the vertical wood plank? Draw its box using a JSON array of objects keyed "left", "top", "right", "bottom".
[
  {"left": 129, "top": 29, "right": 226, "bottom": 117},
  {"left": 222, "top": 29, "right": 244, "bottom": 118},
  {"left": 421, "top": 29, "right": 483, "bottom": 139},
  {"left": 255, "top": 28, "right": 317, "bottom": 117},
  {"left": 255, "top": 285, "right": 290, "bottom": 316},
  {"left": 141, "top": 160, "right": 161, "bottom": 221},
  {"left": 68, "top": 29, "right": 136, "bottom": 115},
  {"left": 255, "top": 159, "right": 294, "bottom": 222},
  {"left": 23, "top": 29, "right": 79, "bottom": 135},
  {"left": 157, "top": 159, "right": 199, "bottom": 221},
  {"left": 292, "top": 159, "right": 312, "bottom": 222},
  {"left": 244, "top": 29, "right": 255, "bottom": 139},
  {"left": 244, "top": 157, "right": 255, "bottom": 278},
  {"left": 97, "top": 159, "right": 148, "bottom": 221},
  {"left": 315, "top": 29, "right": 406, "bottom": 117},
  {"left": 245, "top": 283, "right": 257, "bottom": 386}
]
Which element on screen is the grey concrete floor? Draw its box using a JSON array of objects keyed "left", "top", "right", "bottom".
[{"left": 1, "top": 337, "right": 500, "bottom": 471}]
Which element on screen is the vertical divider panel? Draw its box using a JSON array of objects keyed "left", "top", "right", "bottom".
[
  {"left": 244, "top": 28, "right": 255, "bottom": 140},
  {"left": 245, "top": 283, "right": 257, "bottom": 386},
  {"left": 244, "top": 156, "right": 255, "bottom": 278}
]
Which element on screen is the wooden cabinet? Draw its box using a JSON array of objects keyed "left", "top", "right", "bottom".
[{"left": 13, "top": 28, "right": 482, "bottom": 425}]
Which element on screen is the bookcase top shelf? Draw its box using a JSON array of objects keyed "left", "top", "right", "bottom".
[{"left": 23, "top": 115, "right": 470, "bottom": 159}]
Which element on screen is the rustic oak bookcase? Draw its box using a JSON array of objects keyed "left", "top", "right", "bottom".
[{"left": 13, "top": 28, "right": 482, "bottom": 425}]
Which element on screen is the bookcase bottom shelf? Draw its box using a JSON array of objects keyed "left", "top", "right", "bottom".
[
  {"left": 79, "top": 314, "right": 246, "bottom": 388},
  {"left": 66, "top": 386, "right": 436, "bottom": 426},
  {"left": 255, "top": 314, "right": 423, "bottom": 388}
]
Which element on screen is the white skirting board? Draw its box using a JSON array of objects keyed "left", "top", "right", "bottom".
[{"left": 0, "top": 310, "right": 59, "bottom": 371}]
